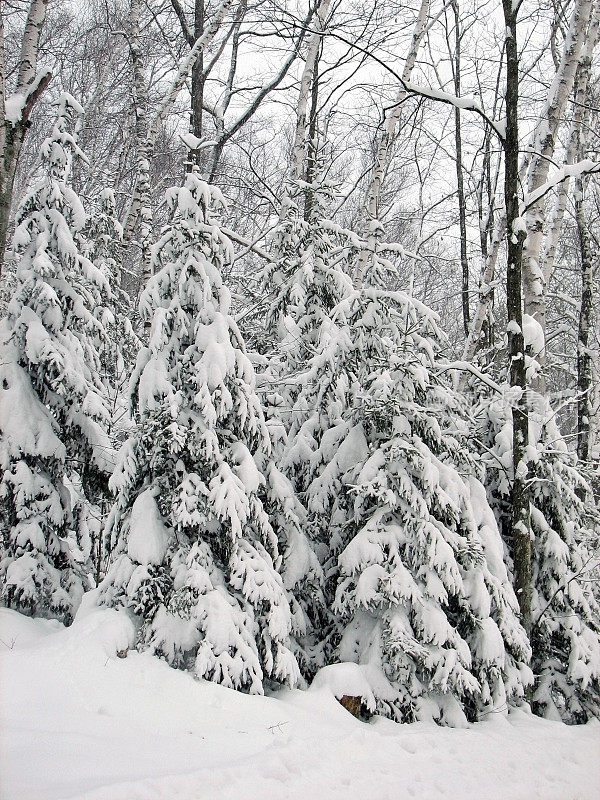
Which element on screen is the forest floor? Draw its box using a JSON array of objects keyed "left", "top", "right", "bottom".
[{"left": 1, "top": 606, "right": 598, "bottom": 800}]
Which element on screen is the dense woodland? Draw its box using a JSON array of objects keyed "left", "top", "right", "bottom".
[{"left": 0, "top": 0, "right": 599, "bottom": 726}]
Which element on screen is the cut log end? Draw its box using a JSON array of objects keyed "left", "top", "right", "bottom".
[{"left": 339, "top": 695, "right": 361, "bottom": 717}]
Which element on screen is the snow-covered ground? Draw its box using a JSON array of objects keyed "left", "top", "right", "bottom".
[{"left": 1, "top": 607, "right": 598, "bottom": 800}]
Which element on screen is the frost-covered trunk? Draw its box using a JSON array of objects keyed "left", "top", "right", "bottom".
[
  {"left": 575, "top": 174, "right": 595, "bottom": 466},
  {"left": 123, "top": 0, "right": 153, "bottom": 292},
  {"left": 292, "top": 0, "right": 332, "bottom": 184},
  {"left": 353, "top": 0, "right": 430, "bottom": 285},
  {"left": 539, "top": 6, "right": 599, "bottom": 285},
  {"left": 502, "top": 0, "right": 531, "bottom": 634},
  {"left": 0, "top": 0, "right": 51, "bottom": 278},
  {"left": 522, "top": 0, "right": 593, "bottom": 387}
]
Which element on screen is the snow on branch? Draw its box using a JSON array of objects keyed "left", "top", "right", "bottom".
[
  {"left": 437, "top": 361, "right": 504, "bottom": 393},
  {"left": 4, "top": 68, "right": 52, "bottom": 127},
  {"left": 522, "top": 159, "right": 600, "bottom": 210}
]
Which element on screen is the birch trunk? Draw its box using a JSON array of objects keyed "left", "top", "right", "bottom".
[
  {"left": 0, "top": 0, "right": 51, "bottom": 278},
  {"left": 539, "top": 5, "right": 599, "bottom": 283},
  {"left": 460, "top": 0, "right": 596, "bottom": 377},
  {"left": 292, "top": 0, "right": 332, "bottom": 184},
  {"left": 122, "top": 0, "right": 234, "bottom": 251},
  {"left": 575, "top": 173, "right": 595, "bottom": 467},
  {"left": 124, "top": 0, "right": 152, "bottom": 292},
  {"left": 522, "top": 0, "right": 593, "bottom": 378}
]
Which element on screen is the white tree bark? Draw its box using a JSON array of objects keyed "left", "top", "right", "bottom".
[
  {"left": 539, "top": 4, "right": 599, "bottom": 283},
  {"left": 124, "top": 0, "right": 152, "bottom": 291},
  {"left": 0, "top": 0, "right": 51, "bottom": 277},
  {"left": 292, "top": 0, "right": 332, "bottom": 183},
  {"left": 122, "top": 0, "right": 234, "bottom": 257},
  {"left": 461, "top": 0, "right": 595, "bottom": 384},
  {"left": 522, "top": 0, "right": 594, "bottom": 346}
]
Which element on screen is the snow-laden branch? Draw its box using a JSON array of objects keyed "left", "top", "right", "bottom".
[
  {"left": 522, "top": 159, "right": 600, "bottom": 211},
  {"left": 4, "top": 67, "right": 52, "bottom": 127},
  {"left": 437, "top": 361, "right": 504, "bottom": 393},
  {"left": 221, "top": 226, "right": 274, "bottom": 262}
]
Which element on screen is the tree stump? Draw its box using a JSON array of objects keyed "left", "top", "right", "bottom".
[{"left": 339, "top": 695, "right": 361, "bottom": 717}]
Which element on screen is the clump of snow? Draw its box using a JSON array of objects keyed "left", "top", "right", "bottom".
[
  {"left": 522, "top": 313, "right": 545, "bottom": 357},
  {"left": 310, "top": 662, "right": 378, "bottom": 711},
  {"left": 126, "top": 489, "right": 170, "bottom": 566}
]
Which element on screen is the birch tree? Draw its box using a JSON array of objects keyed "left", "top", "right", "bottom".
[
  {"left": 121, "top": 0, "right": 235, "bottom": 290},
  {"left": 521, "top": 0, "right": 594, "bottom": 389},
  {"left": 353, "top": 0, "right": 430, "bottom": 286},
  {"left": 0, "top": 0, "right": 52, "bottom": 278}
]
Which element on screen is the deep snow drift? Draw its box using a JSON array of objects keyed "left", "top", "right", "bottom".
[{"left": 0, "top": 607, "right": 598, "bottom": 800}]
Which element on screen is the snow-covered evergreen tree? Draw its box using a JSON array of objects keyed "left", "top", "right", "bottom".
[
  {"left": 297, "top": 281, "right": 533, "bottom": 723},
  {"left": 84, "top": 186, "right": 140, "bottom": 382},
  {"left": 252, "top": 176, "right": 359, "bottom": 673},
  {"left": 83, "top": 188, "right": 140, "bottom": 578},
  {"left": 259, "top": 180, "right": 354, "bottom": 370},
  {"left": 268, "top": 198, "right": 532, "bottom": 721},
  {"left": 478, "top": 392, "right": 600, "bottom": 722},
  {"left": 0, "top": 94, "right": 112, "bottom": 623},
  {"left": 97, "top": 170, "right": 302, "bottom": 692}
]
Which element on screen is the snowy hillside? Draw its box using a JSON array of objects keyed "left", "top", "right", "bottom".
[{"left": 1, "top": 607, "right": 598, "bottom": 800}]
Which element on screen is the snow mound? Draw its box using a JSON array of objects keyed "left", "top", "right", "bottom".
[
  {"left": 310, "top": 662, "right": 378, "bottom": 711},
  {"left": 1, "top": 607, "right": 599, "bottom": 800}
]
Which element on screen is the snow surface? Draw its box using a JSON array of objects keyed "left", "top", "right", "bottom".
[{"left": 1, "top": 607, "right": 598, "bottom": 800}]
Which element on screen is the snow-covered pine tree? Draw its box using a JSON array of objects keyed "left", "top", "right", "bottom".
[
  {"left": 84, "top": 188, "right": 140, "bottom": 579},
  {"left": 97, "top": 169, "right": 302, "bottom": 692},
  {"left": 259, "top": 179, "right": 354, "bottom": 370},
  {"left": 253, "top": 174, "right": 359, "bottom": 674},
  {"left": 0, "top": 94, "right": 112, "bottom": 623},
  {"left": 477, "top": 391, "right": 600, "bottom": 722},
  {"left": 280, "top": 229, "right": 531, "bottom": 722}
]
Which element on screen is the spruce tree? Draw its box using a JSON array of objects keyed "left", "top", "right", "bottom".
[
  {"left": 477, "top": 392, "right": 600, "bottom": 722},
  {"left": 97, "top": 170, "right": 301, "bottom": 692},
  {"left": 255, "top": 177, "right": 357, "bottom": 674},
  {"left": 275, "top": 212, "right": 532, "bottom": 721},
  {"left": 84, "top": 188, "right": 140, "bottom": 578},
  {"left": 0, "top": 94, "right": 112, "bottom": 622}
]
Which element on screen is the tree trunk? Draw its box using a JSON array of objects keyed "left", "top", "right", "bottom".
[
  {"left": 575, "top": 175, "right": 595, "bottom": 466},
  {"left": 124, "top": 0, "right": 152, "bottom": 295},
  {"left": 292, "top": 0, "right": 332, "bottom": 184},
  {"left": 539, "top": 5, "right": 599, "bottom": 284},
  {"left": 502, "top": 0, "right": 531, "bottom": 634},
  {"left": 522, "top": 0, "right": 593, "bottom": 389},
  {"left": 303, "top": 44, "right": 320, "bottom": 221},
  {"left": 0, "top": 0, "right": 51, "bottom": 278},
  {"left": 190, "top": 0, "right": 205, "bottom": 169},
  {"left": 353, "top": 0, "right": 430, "bottom": 286},
  {"left": 452, "top": 0, "right": 470, "bottom": 337}
]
